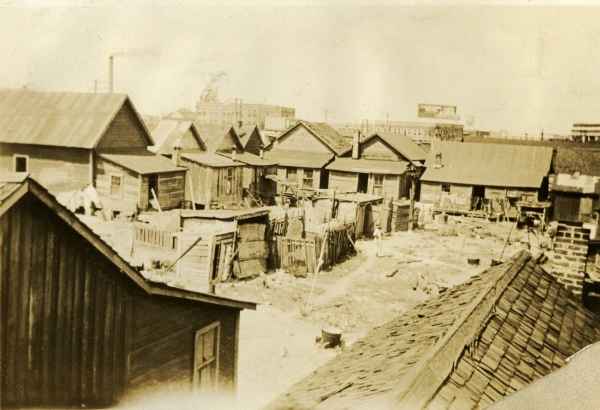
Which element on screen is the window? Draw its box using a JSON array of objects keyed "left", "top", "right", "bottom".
[
  {"left": 13, "top": 154, "right": 28, "bottom": 172},
  {"left": 286, "top": 168, "right": 297, "bottom": 183},
  {"left": 442, "top": 184, "right": 451, "bottom": 193},
  {"left": 373, "top": 174, "right": 384, "bottom": 195},
  {"left": 110, "top": 174, "right": 123, "bottom": 197},
  {"left": 193, "top": 322, "right": 221, "bottom": 392},
  {"left": 302, "top": 169, "right": 314, "bottom": 188}
]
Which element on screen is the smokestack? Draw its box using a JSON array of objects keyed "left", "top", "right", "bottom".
[
  {"left": 352, "top": 130, "right": 360, "bottom": 159},
  {"left": 109, "top": 55, "right": 114, "bottom": 93},
  {"left": 434, "top": 152, "right": 443, "bottom": 169}
]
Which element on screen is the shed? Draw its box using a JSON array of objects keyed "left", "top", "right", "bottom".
[
  {"left": 265, "top": 251, "right": 600, "bottom": 410},
  {"left": 420, "top": 142, "right": 554, "bottom": 215},
  {"left": 0, "top": 89, "right": 187, "bottom": 214},
  {"left": 179, "top": 208, "right": 271, "bottom": 280},
  {"left": 264, "top": 120, "right": 351, "bottom": 193},
  {"left": 0, "top": 173, "right": 256, "bottom": 407},
  {"left": 180, "top": 126, "right": 276, "bottom": 209},
  {"left": 549, "top": 173, "right": 600, "bottom": 224}
]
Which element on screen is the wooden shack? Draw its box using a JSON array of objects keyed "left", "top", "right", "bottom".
[
  {"left": 0, "top": 173, "right": 256, "bottom": 407},
  {"left": 326, "top": 131, "right": 425, "bottom": 200},
  {"left": 181, "top": 126, "right": 276, "bottom": 209},
  {"left": 263, "top": 121, "right": 351, "bottom": 193},
  {"left": 550, "top": 173, "right": 600, "bottom": 223},
  {"left": 179, "top": 208, "right": 270, "bottom": 281},
  {"left": 0, "top": 89, "right": 186, "bottom": 215},
  {"left": 420, "top": 142, "right": 554, "bottom": 216}
]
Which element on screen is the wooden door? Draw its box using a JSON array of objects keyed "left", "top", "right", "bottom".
[{"left": 193, "top": 322, "right": 221, "bottom": 392}]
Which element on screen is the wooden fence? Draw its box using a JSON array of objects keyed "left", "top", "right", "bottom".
[
  {"left": 134, "top": 224, "right": 177, "bottom": 250},
  {"left": 268, "top": 222, "right": 355, "bottom": 275}
]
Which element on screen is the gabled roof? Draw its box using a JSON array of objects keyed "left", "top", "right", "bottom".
[
  {"left": 0, "top": 173, "right": 256, "bottom": 311},
  {"left": 263, "top": 149, "right": 333, "bottom": 169},
  {"left": 326, "top": 157, "right": 409, "bottom": 175},
  {"left": 265, "top": 251, "right": 600, "bottom": 410},
  {"left": 338, "top": 132, "right": 427, "bottom": 163},
  {"left": 98, "top": 148, "right": 186, "bottom": 175},
  {"left": 277, "top": 121, "right": 352, "bottom": 155},
  {"left": 421, "top": 142, "right": 554, "bottom": 188},
  {"left": 0, "top": 89, "right": 153, "bottom": 149},
  {"left": 150, "top": 119, "right": 205, "bottom": 155},
  {"left": 194, "top": 124, "right": 244, "bottom": 153}
]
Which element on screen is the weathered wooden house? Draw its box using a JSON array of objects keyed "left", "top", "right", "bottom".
[
  {"left": 237, "top": 124, "right": 270, "bottom": 156},
  {"left": 149, "top": 119, "right": 206, "bottom": 156},
  {"left": 0, "top": 89, "right": 186, "bottom": 215},
  {"left": 180, "top": 125, "right": 276, "bottom": 209},
  {"left": 420, "top": 142, "right": 554, "bottom": 214},
  {"left": 0, "top": 173, "right": 256, "bottom": 407},
  {"left": 326, "top": 131, "right": 426, "bottom": 200},
  {"left": 263, "top": 120, "right": 351, "bottom": 193}
]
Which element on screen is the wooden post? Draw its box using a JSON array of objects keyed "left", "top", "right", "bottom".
[
  {"left": 409, "top": 174, "right": 416, "bottom": 231},
  {"left": 187, "top": 171, "right": 196, "bottom": 210},
  {"left": 151, "top": 188, "right": 162, "bottom": 213}
]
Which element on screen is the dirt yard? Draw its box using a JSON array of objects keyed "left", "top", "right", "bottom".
[{"left": 219, "top": 217, "right": 541, "bottom": 409}]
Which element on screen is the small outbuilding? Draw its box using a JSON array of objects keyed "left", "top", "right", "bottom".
[{"left": 0, "top": 173, "right": 256, "bottom": 407}]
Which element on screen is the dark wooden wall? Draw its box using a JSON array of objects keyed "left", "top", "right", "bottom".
[
  {"left": 94, "top": 156, "right": 141, "bottom": 214},
  {"left": 97, "top": 102, "right": 149, "bottom": 150},
  {"left": 128, "top": 292, "right": 239, "bottom": 393},
  {"left": 1, "top": 193, "right": 242, "bottom": 407},
  {"left": 157, "top": 171, "right": 186, "bottom": 210},
  {"left": 0, "top": 194, "right": 130, "bottom": 407}
]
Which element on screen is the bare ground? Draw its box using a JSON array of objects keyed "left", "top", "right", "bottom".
[{"left": 218, "top": 218, "right": 535, "bottom": 409}]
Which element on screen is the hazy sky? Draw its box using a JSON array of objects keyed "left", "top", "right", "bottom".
[{"left": 2, "top": 1, "right": 600, "bottom": 134}]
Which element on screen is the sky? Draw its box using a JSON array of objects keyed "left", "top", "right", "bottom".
[{"left": 2, "top": 1, "right": 600, "bottom": 134}]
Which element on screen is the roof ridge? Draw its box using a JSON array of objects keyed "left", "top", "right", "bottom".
[{"left": 392, "top": 250, "right": 532, "bottom": 409}]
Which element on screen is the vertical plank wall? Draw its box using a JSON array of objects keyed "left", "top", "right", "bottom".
[{"left": 0, "top": 194, "right": 129, "bottom": 407}]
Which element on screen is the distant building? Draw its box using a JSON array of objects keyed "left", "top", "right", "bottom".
[
  {"left": 571, "top": 123, "right": 600, "bottom": 143},
  {"left": 194, "top": 95, "right": 295, "bottom": 130},
  {"left": 334, "top": 118, "right": 464, "bottom": 145}
]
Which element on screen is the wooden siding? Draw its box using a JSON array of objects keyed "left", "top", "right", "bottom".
[
  {"left": 243, "top": 130, "right": 263, "bottom": 155},
  {"left": 128, "top": 294, "right": 239, "bottom": 393},
  {"left": 0, "top": 143, "right": 90, "bottom": 193},
  {"left": 275, "top": 126, "right": 332, "bottom": 154},
  {"left": 157, "top": 172, "right": 185, "bottom": 210},
  {"left": 94, "top": 156, "right": 141, "bottom": 214},
  {"left": 360, "top": 138, "right": 399, "bottom": 161},
  {"left": 181, "top": 129, "right": 202, "bottom": 150},
  {"left": 329, "top": 171, "right": 358, "bottom": 192},
  {"left": 1, "top": 194, "right": 130, "bottom": 406},
  {"left": 96, "top": 103, "right": 149, "bottom": 150}
]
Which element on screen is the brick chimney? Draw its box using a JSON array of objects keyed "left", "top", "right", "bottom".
[
  {"left": 352, "top": 130, "right": 360, "bottom": 159},
  {"left": 549, "top": 222, "right": 590, "bottom": 295},
  {"left": 172, "top": 137, "right": 182, "bottom": 166}
]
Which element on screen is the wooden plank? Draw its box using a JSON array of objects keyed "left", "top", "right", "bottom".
[
  {"left": 102, "top": 277, "right": 115, "bottom": 402},
  {"left": 112, "top": 285, "right": 125, "bottom": 398},
  {"left": 70, "top": 248, "right": 85, "bottom": 402},
  {"left": 28, "top": 205, "right": 47, "bottom": 403},
  {"left": 80, "top": 255, "right": 95, "bottom": 401},
  {"left": 62, "top": 231, "right": 76, "bottom": 403},
  {"left": 41, "top": 219, "right": 57, "bottom": 403},
  {"left": 0, "top": 212, "right": 9, "bottom": 403},
  {"left": 91, "top": 273, "right": 107, "bottom": 401},
  {"left": 5, "top": 206, "right": 19, "bottom": 404},
  {"left": 16, "top": 201, "right": 33, "bottom": 403}
]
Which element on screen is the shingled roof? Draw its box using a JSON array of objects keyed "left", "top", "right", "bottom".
[
  {"left": 339, "top": 132, "right": 427, "bottom": 162},
  {"left": 421, "top": 142, "right": 554, "bottom": 188},
  {"left": 265, "top": 251, "right": 600, "bottom": 410}
]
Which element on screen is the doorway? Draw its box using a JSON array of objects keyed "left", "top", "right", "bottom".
[
  {"left": 319, "top": 170, "right": 329, "bottom": 189},
  {"left": 148, "top": 175, "right": 158, "bottom": 208},
  {"left": 357, "top": 173, "right": 369, "bottom": 193},
  {"left": 472, "top": 185, "right": 485, "bottom": 210}
]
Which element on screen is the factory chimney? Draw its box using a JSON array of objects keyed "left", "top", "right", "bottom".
[
  {"left": 108, "top": 55, "right": 115, "bottom": 93},
  {"left": 352, "top": 130, "right": 360, "bottom": 159}
]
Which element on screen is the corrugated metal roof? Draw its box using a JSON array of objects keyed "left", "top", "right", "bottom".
[
  {"left": 181, "top": 152, "right": 243, "bottom": 168},
  {"left": 150, "top": 119, "right": 205, "bottom": 155},
  {"left": 263, "top": 149, "right": 333, "bottom": 168},
  {"left": 421, "top": 142, "right": 554, "bottom": 188},
  {"left": 0, "top": 89, "right": 151, "bottom": 149},
  {"left": 99, "top": 149, "right": 186, "bottom": 175},
  {"left": 326, "top": 157, "right": 409, "bottom": 174}
]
